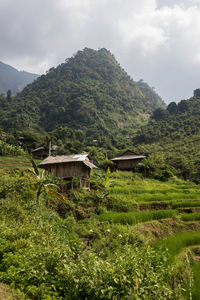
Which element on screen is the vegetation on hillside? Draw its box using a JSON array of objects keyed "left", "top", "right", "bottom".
[
  {"left": 130, "top": 90, "right": 200, "bottom": 181},
  {"left": 0, "top": 165, "right": 200, "bottom": 298},
  {"left": 137, "top": 89, "right": 200, "bottom": 143},
  {"left": 0, "top": 48, "right": 164, "bottom": 154}
]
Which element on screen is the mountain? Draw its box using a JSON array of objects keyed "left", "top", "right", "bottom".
[
  {"left": 0, "top": 48, "right": 165, "bottom": 151},
  {"left": 0, "top": 61, "right": 39, "bottom": 95}
]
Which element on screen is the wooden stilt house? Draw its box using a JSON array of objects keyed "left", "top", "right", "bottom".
[
  {"left": 111, "top": 150, "right": 146, "bottom": 171},
  {"left": 38, "top": 153, "right": 97, "bottom": 189}
]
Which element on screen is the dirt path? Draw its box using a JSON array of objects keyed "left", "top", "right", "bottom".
[{"left": 0, "top": 283, "right": 26, "bottom": 300}]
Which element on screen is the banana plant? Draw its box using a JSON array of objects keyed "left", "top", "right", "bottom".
[{"left": 29, "top": 159, "right": 66, "bottom": 205}]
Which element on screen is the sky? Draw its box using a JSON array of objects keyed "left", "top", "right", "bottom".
[{"left": 1, "top": 0, "right": 200, "bottom": 103}]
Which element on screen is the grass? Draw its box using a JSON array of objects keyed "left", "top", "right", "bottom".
[
  {"left": 0, "top": 156, "right": 41, "bottom": 172},
  {"left": 172, "top": 201, "right": 200, "bottom": 209},
  {"left": 181, "top": 213, "right": 200, "bottom": 221},
  {"left": 191, "top": 261, "right": 200, "bottom": 300},
  {"left": 110, "top": 192, "right": 200, "bottom": 206},
  {"left": 99, "top": 209, "right": 178, "bottom": 225},
  {"left": 155, "top": 232, "right": 200, "bottom": 262},
  {"left": 108, "top": 174, "right": 200, "bottom": 213}
]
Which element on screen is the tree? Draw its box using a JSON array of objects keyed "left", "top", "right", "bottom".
[
  {"left": 29, "top": 159, "right": 66, "bottom": 205},
  {"left": 167, "top": 102, "right": 177, "bottom": 114},
  {"left": 194, "top": 89, "right": 200, "bottom": 98},
  {"left": 6, "top": 89, "right": 12, "bottom": 101},
  {"left": 152, "top": 108, "right": 169, "bottom": 120},
  {"left": 177, "top": 100, "right": 188, "bottom": 112}
]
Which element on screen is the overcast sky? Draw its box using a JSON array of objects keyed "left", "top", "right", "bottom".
[{"left": 1, "top": 0, "right": 200, "bottom": 103}]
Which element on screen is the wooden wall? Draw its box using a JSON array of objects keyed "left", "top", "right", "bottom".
[
  {"left": 43, "top": 162, "right": 90, "bottom": 179},
  {"left": 117, "top": 159, "right": 143, "bottom": 170}
]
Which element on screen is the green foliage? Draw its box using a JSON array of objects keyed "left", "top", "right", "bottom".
[
  {"left": 139, "top": 153, "right": 175, "bottom": 181},
  {"left": 0, "top": 140, "right": 25, "bottom": 156},
  {"left": 2, "top": 167, "right": 200, "bottom": 299},
  {"left": 135, "top": 93, "right": 200, "bottom": 181}
]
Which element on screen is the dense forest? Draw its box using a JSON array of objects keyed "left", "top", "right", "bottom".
[
  {"left": 133, "top": 89, "right": 200, "bottom": 181},
  {"left": 0, "top": 48, "right": 164, "bottom": 153}
]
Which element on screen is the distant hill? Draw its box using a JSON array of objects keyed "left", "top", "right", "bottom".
[
  {"left": 136, "top": 89, "right": 200, "bottom": 144},
  {"left": 0, "top": 48, "right": 165, "bottom": 151},
  {"left": 0, "top": 61, "right": 39, "bottom": 95},
  {"left": 133, "top": 89, "right": 200, "bottom": 181}
]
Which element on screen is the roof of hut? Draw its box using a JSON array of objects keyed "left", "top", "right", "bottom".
[
  {"left": 32, "top": 145, "right": 58, "bottom": 153},
  {"left": 38, "top": 153, "right": 97, "bottom": 169},
  {"left": 32, "top": 146, "right": 44, "bottom": 153},
  {"left": 111, "top": 150, "right": 146, "bottom": 161}
]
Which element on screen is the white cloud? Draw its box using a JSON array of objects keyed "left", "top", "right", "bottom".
[{"left": 1, "top": 0, "right": 200, "bottom": 102}]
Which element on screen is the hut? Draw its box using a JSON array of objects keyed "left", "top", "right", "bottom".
[
  {"left": 38, "top": 153, "right": 97, "bottom": 189},
  {"left": 32, "top": 145, "right": 58, "bottom": 159},
  {"left": 111, "top": 150, "right": 146, "bottom": 171}
]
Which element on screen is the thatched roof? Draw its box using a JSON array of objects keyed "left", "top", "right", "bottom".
[
  {"left": 111, "top": 150, "right": 146, "bottom": 161},
  {"left": 38, "top": 154, "right": 97, "bottom": 169}
]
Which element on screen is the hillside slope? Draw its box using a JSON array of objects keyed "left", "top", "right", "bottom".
[{"left": 0, "top": 61, "right": 39, "bottom": 95}]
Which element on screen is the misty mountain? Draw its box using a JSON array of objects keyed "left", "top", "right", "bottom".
[{"left": 0, "top": 61, "right": 39, "bottom": 95}]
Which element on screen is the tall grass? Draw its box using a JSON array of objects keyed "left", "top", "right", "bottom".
[
  {"left": 111, "top": 192, "right": 200, "bottom": 203},
  {"left": 181, "top": 213, "right": 200, "bottom": 222},
  {"left": 155, "top": 232, "right": 200, "bottom": 262},
  {"left": 172, "top": 201, "right": 200, "bottom": 209},
  {"left": 192, "top": 261, "right": 200, "bottom": 300},
  {"left": 99, "top": 209, "right": 178, "bottom": 225},
  {"left": 110, "top": 187, "right": 200, "bottom": 195}
]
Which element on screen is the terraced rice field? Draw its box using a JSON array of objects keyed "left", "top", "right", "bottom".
[
  {"left": 0, "top": 156, "right": 41, "bottom": 172},
  {"left": 100, "top": 171, "right": 200, "bottom": 299}
]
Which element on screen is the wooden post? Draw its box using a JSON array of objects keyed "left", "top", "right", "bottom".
[{"left": 49, "top": 141, "right": 51, "bottom": 156}]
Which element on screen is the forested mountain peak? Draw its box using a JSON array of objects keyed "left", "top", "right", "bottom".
[{"left": 0, "top": 48, "right": 164, "bottom": 152}]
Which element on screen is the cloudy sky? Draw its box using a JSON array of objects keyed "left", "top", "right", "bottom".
[{"left": 1, "top": 0, "right": 200, "bottom": 103}]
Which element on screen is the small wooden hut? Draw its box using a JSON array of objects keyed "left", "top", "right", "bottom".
[
  {"left": 32, "top": 145, "right": 58, "bottom": 159},
  {"left": 111, "top": 150, "right": 146, "bottom": 171},
  {"left": 38, "top": 153, "right": 97, "bottom": 189}
]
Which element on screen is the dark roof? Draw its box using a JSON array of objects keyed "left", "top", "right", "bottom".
[
  {"left": 111, "top": 150, "right": 146, "bottom": 161},
  {"left": 39, "top": 154, "right": 97, "bottom": 169},
  {"left": 111, "top": 155, "right": 146, "bottom": 161}
]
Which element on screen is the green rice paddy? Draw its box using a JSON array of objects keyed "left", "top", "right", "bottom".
[
  {"left": 181, "top": 213, "right": 200, "bottom": 222},
  {"left": 99, "top": 209, "right": 178, "bottom": 225}
]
